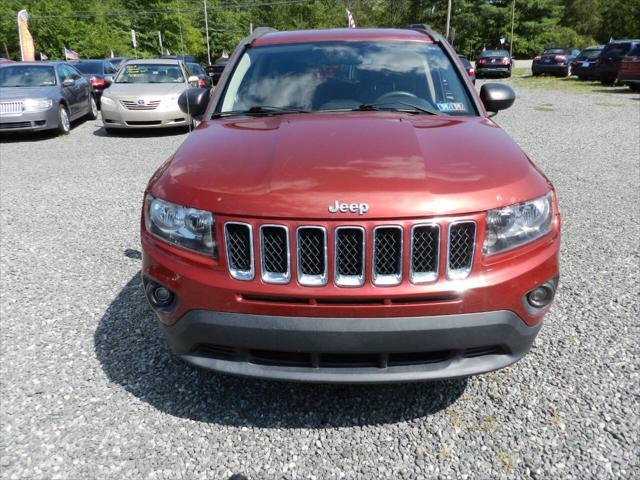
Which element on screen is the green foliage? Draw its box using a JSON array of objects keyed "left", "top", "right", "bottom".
[{"left": 0, "top": 0, "right": 638, "bottom": 62}]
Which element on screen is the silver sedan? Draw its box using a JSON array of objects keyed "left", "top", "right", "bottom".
[
  {"left": 0, "top": 62, "right": 97, "bottom": 135},
  {"left": 100, "top": 59, "right": 198, "bottom": 131}
]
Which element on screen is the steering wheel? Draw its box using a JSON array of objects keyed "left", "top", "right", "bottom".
[{"left": 375, "top": 91, "right": 419, "bottom": 102}]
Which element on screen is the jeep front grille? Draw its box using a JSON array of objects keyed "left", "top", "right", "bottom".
[
  {"left": 410, "top": 224, "right": 440, "bottom": 283},
  {"left": 260, "top": 225, "right": 290, "bottom": 284},
  {"left": 224, "top": 222, "right": 254, "bottom": 280},
  {"left": 447, "top": 221, "right": 476, "bottom": 279},
  {"left": 335, "top": 227, "right": 365, "bottom": 287},
  {"left": 373, "top": 227, "right": 403, "bottom": 286},
  {"left": 223, "top": 219, "right": 476, "bottom": 285},
  {"left": 297, "top": 227, "right": 328, "bottom": 286}
]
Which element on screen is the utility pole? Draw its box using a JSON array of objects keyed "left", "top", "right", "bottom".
[
  {"left": 203, "top": 0, "right": 211, "bottom": 65},
  {"left": 445, "top": 0, "right": 452, "bottom": 40},
  {"left": 510, "top": 0, "right": 515, "bottom": 58},
  {"left": 158, "top": 31, "right": 163, "bottom": 55}
]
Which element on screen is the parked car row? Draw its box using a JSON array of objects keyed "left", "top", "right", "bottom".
[
  {"left": 529, "top": 39, "right": 640, "bottom": 91},
  {"left": 0, "top": 56, "right": 221, "bottom": 135}
]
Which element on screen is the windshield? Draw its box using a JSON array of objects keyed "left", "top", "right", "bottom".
[
  {"left": 0, "top": 65, "right": 56, "bottom": 87},
  {"left": 115, "top": 63, "right": 184, "bottom": 83},
  {"left": 219, "top": 41, "right": 475, "bottom": 116},
  {"left": 602, "top": 43, "right": 632, "bottom": 56},
  {"left": 187, "top": 63, "right": 205, "bottom": 76},
  {"left": 578, "top": 49, "right": 602, "bottom": 60},
  {"left": 480, "top": 50, "right": 509, "bottom": 57},
  {"left": 543, "top": 48, "right": 570, "bottom": 55},
  {"left": 74, "top": 62, "right": 104, "bottom": 74}
]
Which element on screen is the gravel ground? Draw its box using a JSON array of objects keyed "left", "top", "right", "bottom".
[{"left": 1, "top": 83, "right": 639, "bottom": 480}]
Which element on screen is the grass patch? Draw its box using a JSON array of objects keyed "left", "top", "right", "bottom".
[
  {"left": 511, "top": 67, "right": 528, "bottom": 76},
  {"left": 594, "top": 101, "right": 624, "bottom": 107},
  {"left": 534, "top": 103, "right": 555, "bottom": 112},
  {"left": 509, "top": 74, "right": 633, "bottom": 95},
  {"left": 497, "top": 451, "right": 515, "bottom": 471}
]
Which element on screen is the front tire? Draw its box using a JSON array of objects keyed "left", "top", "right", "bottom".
[
  {"left": 86, "top": 95, "right": 98, "bottom": 120},
  {"left": 57, "top": 105, "right": 70, "bottom": 135}
]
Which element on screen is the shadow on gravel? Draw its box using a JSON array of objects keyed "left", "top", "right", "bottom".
[
  {"left": 0, "top": 118, "right": 90, "bottom": 143},
  {"left": 92, "top": 126, "right": 188, "bottom": 138},
  {"left": 95, "top": 272, "right": 467, "bottom": 427}
]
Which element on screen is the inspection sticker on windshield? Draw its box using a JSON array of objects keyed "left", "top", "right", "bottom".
[{"left": 437, "top": 102, "right": 467, "bottom": 112}]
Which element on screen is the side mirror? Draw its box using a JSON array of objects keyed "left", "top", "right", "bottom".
[
  {"left": 62, "top": 78, "right": 75, "bottom": 87},
  {"left": 104, "top": 76, "right": 113, "bottom": 87},
  {"left": 178, "top": 87, "right": 210, "bottom": 117},
  {"left": 480, "top": 83, "right": 515, "bottom": 114}
]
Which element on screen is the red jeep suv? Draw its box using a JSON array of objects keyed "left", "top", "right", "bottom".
[{"left": 141, "top": 27, "right": 560, "bottom": 383}]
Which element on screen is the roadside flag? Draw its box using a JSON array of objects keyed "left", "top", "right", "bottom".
[
  {"left": 64, "top": 47, "right": 79, "bottom": 61},
  {"left": 40, "top": 52, "right": 48, "bottom": 61},
  {"left": 17, "top": 10, "right": 35, "bottom": 61},
  {"left": 346, "top": 9, "right": 356, "bottom": 29}
]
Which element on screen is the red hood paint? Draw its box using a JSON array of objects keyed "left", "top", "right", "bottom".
[{"left": 150, "top": 112, "right": 550, "bottom": 220}]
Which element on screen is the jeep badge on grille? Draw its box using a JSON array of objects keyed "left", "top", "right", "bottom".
[{"left": 328, "top": 201, "right": 369, "bottom": 215}]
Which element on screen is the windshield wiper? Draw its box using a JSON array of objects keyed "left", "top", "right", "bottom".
[
  {"left": 212, "top": 106, "right": 309, "bottom": 118},
  {"left": 353, "top": 101, "right": 440, "bottom": 116}
]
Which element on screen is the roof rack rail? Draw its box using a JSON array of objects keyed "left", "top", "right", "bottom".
[
  {"left": 405, "top": 24, "right": 444, "bottom": 43},
  {"left": 250, "top": 27, "right": 278, "bottom": 40}
]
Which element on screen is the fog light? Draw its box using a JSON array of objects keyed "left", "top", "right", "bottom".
[
  {"left": 148, "top": 284, "right": 175, "bottom": 308},
  {"left": 527, "top": 285, "right": 554, "bottom": 308}
]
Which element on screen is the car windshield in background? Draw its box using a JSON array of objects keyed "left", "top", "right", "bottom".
[
  {"left": 74, "top": 62, "right": 105, "bottom": 74},
  {"left": 543, "top": 49, "right": 570, "bottom": 55},
  {"left": 0, "top": 65, "right": 56, "bottom": 87},
  {"left": 602, "top": 43, "right": 632, "bottom": 57},
  {"left": 458, "top": 56, "right": 472, "bottom": 68},
  {"left": 116, "top": 64, "right": 184, "bottom": 83},
  {"left": 578, "top": 49, "right": 603, "bottom": 60},
  {"left": 628, "top": 44, "right": 640, "bottom": 56},
  {"left": 480, "top": 50, "right": 509, "bottom": 57},
  {"left": 187, "top": 63, "right": 205, "bottom": 75},
  {"left": 219, "top": 41, "right": 475, "bottom": 116}
]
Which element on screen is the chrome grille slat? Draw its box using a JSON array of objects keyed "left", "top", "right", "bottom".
[
  {"left": 447, "top": 221, "right": 476, "bottom": 280},
  {"left": 0, "top": 101, "right": 22, "bottom": 114},
  {"left": 373, "top": 226, "right": 402, "bottom": 286},
  {"left": 120, "top": 99, "right": 161, "bottom": 111},
  {"left": 224, "top": 222, "right": 254, "bottom": 281},
  {"left": 297, "top": 227, "right": 328, "bottom": 286},
  {"left": 260, "top": 225, "right": 290, "bottom": 284},
  {"left": 334, "top": 227, "right": 365, "bottom": 287},
  {"left": 410, "top": 224, "right": 440, "bottom": 283}
]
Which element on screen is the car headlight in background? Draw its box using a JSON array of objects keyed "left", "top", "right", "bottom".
[
  {"left": 145, "top": 194, "right": 217, "bottom": 257},
  {"left": 23, "top": 98, "right": 53, "bottom": 112},
  {"left": 483, "top": 192, "right": 553, "bottom": 255},
  {"left": 100, "top": 96, "right": 115, "bottom": 107}
]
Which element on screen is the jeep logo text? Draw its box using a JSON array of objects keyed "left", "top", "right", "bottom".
[{"left": 328, "top": 201, "right": 369, "bottom": 215}]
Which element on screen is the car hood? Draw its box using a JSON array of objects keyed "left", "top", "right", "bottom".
[
  {"left": 150, "top": 113, "right": 550, "bottom": 219},
  {"left": 104, "top": 82, "right": 186, "bottom": 99},
  {"left": 0, "top": 86, "right": 59, "bottom": 100}
]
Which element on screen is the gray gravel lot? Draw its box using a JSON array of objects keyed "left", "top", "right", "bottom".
[{"left": 1, "top": 83, "right": 639, "bottom": 480}]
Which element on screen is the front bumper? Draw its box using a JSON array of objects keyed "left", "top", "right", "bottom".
[
  {"left": 100, "top": 100, "right": 189, "bottom": 129},
  {"left": 0, "top": 108, "right": 59, "bottom": 132},
  {"left": 532, "top": 63, "right": 568, "bottom": 74},
  {"left": 475, "top": 66, "right": 510, "bottom": 77},
  {"left": 160, "top": 309, "right": 541, "bottom": 383}
]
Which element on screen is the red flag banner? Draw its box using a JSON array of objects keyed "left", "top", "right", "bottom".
[
  {"left": 64, "top": 47, "right": 79, "bottom": 61},
  {"left": 346, "top": 9, "right": 356, "bottom": 29},
  {"left": 17, "top": 10, "right": 35, "bottom": 61}
]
